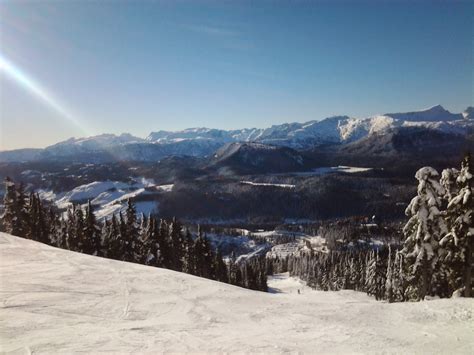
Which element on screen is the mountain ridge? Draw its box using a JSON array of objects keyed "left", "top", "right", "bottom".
[{"left": 1, "top": 105, "right": 472, "bottom": 162}]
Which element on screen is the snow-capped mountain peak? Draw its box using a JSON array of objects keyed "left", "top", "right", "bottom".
[
  {"left": 463, "top": 106, "right": 474, "bottom": 120},
  {"left": 383, "top": 104, "right": 463, "bottom": 122},
  {"left": 48, "top": 133, "right": 144, "bottom": 149},
  {"left": 1, "top": 104, "right": 472, "bottom": 163}
]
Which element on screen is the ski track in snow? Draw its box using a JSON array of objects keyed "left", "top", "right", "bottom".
[{"left": 1, "top": 233, "right": 473, "bottom": 354}]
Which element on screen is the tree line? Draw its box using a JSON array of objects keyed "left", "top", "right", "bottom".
[
  {"left": 0, "top": 180, "right": 267, "bottom": 292},
  {"left": 268, "top": 246, "right": 409, "bottom": 302}
]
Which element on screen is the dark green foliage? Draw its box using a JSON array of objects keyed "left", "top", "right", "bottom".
[
  {"left": 82, "top": 201, "right": 101, "bottom": 256},
  {"left": 169, "top": 217, "right": 185, "bottom": 271}
]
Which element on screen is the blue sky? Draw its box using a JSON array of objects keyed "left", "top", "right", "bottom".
[{"left": 0, "top": 0, "right": 472, "bottom": 150}]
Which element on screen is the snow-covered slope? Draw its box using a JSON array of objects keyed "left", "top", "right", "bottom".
[
  {"left": 1, "top": 233, "right": 473, "bottom": 354},
  {"left": 39, "top": 180, "right": 173, "bottom": 220},
  {"left": 46, "top": 133, "right": 144, "bottom": 150}
]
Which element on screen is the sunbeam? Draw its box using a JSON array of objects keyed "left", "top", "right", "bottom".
[{"left": 0, "top": 53, "right": 87, "bottom": 134}]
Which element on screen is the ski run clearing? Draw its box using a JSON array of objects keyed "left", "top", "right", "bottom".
[
  {"left": 240, "top": 181, "right": 296, "bottom": 188},
  {"left": 1, "top": 233, "right": 473, "bottom": 354}
]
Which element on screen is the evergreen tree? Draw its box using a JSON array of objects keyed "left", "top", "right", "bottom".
[
  {"left": 2, "top": 177, "right": 21, "bottom": 235},
  {"left": 47, "top": 206, "right": 60, "bottom": 246},
  {"left": 365, "top": 250, "right": 385, "bottom": 300},
  {"left": 402, "top": 167, "right": 447, "bottom": 300},
  {"left": 123, "top": 200, "right": 138, "bottom": 262},
  {"left": 385, "top": 245, "right": 394, "bottom": 302},
  {"left": 227, "top": 252, "right": 238, "bottom": 285},
  {"left": 158, "top": 219, "right": 172, "bottom": 268},
  {"left": 169, "top": 217, "right": 185, "bottom": 271},
  {"left": 201, "top": 234, "right": 215, "bottom": 279},
  {"left": 136, "top": 213, "right": 149, "bottom": 263},
  {"left": 16, "top": 183, "right": 29, "bottom": 236},
  {"left": 100, "top": 219, "right": 110, "bottom": 257},
  {"left": 182, "top": 229, "right": 196, "bottom": 274},
  {"left": 440, "top": 153, "right": 473, "bottom": 297},
  {"left": 35, "top": 194, "right": 49, "bottom": 244},
  {"left": 66, "top": 206, "right": 78, "bottom": 251},
  {"left": 56, "top": 217, "right": 68, "bottom": 249},
  {"left": 193, "top": 230, "right": 206, "bottom": 277},
  {"left": 83, "top": 201, "right": 101, "bottom": 256},
  {"left": 26, "top": 193, "right": 49, "bottom": 244},
  {"left": 26, "top": 192, "right": 39, "bottom": 241},
  {"left": 148, "top": 217, "right": 163, "bottom": 267},
  {"left": 213, "top": 249, "right": 228, "bottom": 283},
  {"left": 72, "top": 205, "right": 85, "bottom": 252},
  {"left": 108, "top": 214, "right": 123, "bottom": 260}
]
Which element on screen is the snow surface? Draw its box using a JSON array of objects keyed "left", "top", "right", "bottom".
[
  {"left": 1, "top": 233, "right": 473, "bottom": 354},
  {"left": 40, "top": 180, "right": 173, "bottom": 220},
  {"left": 270, "top": 166, "right": 373, "bottom": 177},
  {"left": 240, "top": 181, "right": 296, "bottom": 188}
]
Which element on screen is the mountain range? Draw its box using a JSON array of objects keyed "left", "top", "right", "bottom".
[{"left": 1, "top": 105, "right": 472, "bottom": 163}]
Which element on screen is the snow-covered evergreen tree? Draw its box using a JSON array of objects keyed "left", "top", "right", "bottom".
[
  {"left": 402, "top": 167, "right": 447, "bottom": 300},
  {"left": 136, "top": 213, "right": 149, "bottom": 263},
  {"left": 440, "top": 154, "right": 473, "bottom": 297},
  {"left": 440, "top": 168, "right": 460, "bottom": 200},
  {"left": 385, "top": 245, "right": 394, "bottom": 302},
  {"left": 123, "top": 199, "right": 138, "bottom": 262}
]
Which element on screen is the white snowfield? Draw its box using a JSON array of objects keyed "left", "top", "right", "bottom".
[
  {"left": 39, "top": 180, "right": 174, "bottom": 220},
  {"left": 240, "top": 181, "right": 296, "bottom": 188},
  {"left": 1, "top": 233, "right": 473, "bottom": 354}
]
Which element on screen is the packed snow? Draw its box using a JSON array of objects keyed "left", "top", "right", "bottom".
[{"left": 1, "top": 233, "right": 472, "bottom": 354}]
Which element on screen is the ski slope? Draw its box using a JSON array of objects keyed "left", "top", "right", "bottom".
[{"left": 1, "top": 233, "right": 473, "bottom": 354}]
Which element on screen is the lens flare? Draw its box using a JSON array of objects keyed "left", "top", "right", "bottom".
[{"left": 0, "top": 53, "right": 86, "bottom": 134}]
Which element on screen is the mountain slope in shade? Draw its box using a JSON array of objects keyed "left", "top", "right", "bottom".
[
  {"left": 339, "top": 126, "right": 474, "bottom": 157},
  {"left": 1, "top": 233, "right": 473, "bottom": 354},
  {"left": 209, "top": 142, "right": 309, "bottom": 174},
  {"left": 0, "top": 148, "right": 42, "bottom": 162}
]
